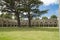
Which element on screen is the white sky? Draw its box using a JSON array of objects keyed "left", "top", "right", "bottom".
[{"left": 40, "top": 0, "right": 58, "bottom": 5}]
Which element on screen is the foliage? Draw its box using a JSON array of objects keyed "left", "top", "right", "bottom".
[
  {"left": 0, "top": 12, "right": 12, "bottom": 19},
  {"left": 50, "top": 15, "right": 57, "bottom": 19},
  {"left": 42, "top": 16, "right": 48, "bottom": 19},
  {"left": 0, "top": 0, "right": 48, "bottom": 27}
]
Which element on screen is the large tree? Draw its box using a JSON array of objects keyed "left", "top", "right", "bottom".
[
  {"left": 0, "top": 0, "right": 24, "bottom": 27},
  {"left": 0, "top": 0, "right": 48, "bottom": 27},
  {"left": 21, "top": 0, "right": 48, "bottom": 27}
]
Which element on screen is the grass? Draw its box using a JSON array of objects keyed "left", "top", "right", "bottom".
[{"left": 0, "top": 27, "right": 59, "bottom": 40}]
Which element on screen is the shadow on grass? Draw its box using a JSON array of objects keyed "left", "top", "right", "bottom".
[{"left": 0, "top": 27, "right": 59, "bottom": 32}]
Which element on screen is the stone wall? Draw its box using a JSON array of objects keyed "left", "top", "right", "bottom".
[{"left": 0, "top": 18, "right": 58, "bottom": 27}]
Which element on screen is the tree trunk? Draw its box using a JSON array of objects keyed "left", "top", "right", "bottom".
[
  {"left": 15, "top": 12, "right": 21, "bottom": 27},
  {"left": 27, "top": 5, "right": 32, "bottom": 27},
  {"left": 28, "top": 11, "right": 31, "bottom": 27}
]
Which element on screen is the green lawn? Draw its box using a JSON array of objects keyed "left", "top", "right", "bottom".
[{"left": 0, "top": 27, "right": 59, "bottom": 40}]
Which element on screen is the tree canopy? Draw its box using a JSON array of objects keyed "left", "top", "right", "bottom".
[
  {"left": 0, "top": 12, "right": 12, "bottom": 19},
  {"left": 50, "top": 15, "right": 57, "bottom": 19},
  {"left": 42, "top": 16, "right": 48, "bottom": 19},
  {"left": 0, "top": 0, "right": 48, "bottom": 27}
]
